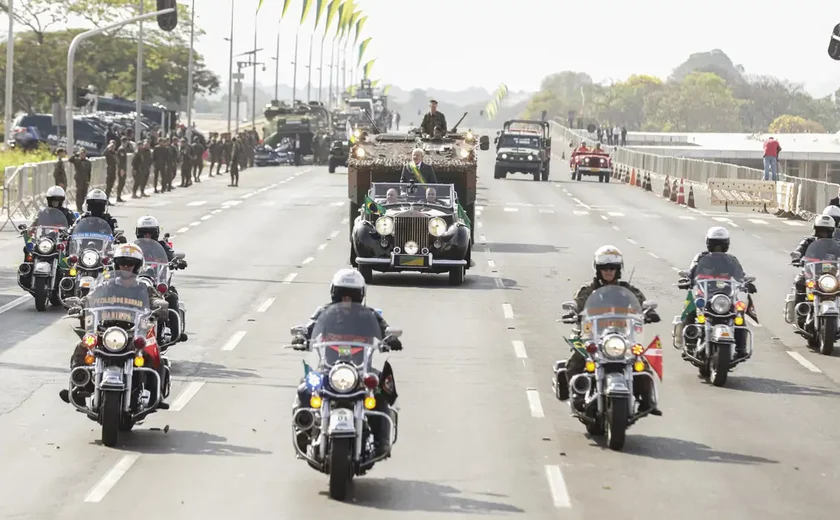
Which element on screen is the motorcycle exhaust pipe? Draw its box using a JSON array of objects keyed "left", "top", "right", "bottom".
[
  {"left": 70, "top": 367, "right": 91, "bottom": 388},
  {"left": 684, "top": 324, "right": 702, "bottom": 340},
  {"left": 795, "top": 302, "right": 812, "bottom": 317},
  {"left": 293, "top": 408, "right": 315, "bottom": 431},
  {"left": 60, "top": 277, "right": 75, "bottom": 291},
  {"left": 18, "top": 263, "right": 31, "bottom": 275},
  {"left": 570, "top": 374, "right": 591, "bottom": 395}
]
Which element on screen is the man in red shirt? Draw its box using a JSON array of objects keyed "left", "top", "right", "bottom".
[{"left": 763, "top": 137, "right": 781, "bottom": 181}]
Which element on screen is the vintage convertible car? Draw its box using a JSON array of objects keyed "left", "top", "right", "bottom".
[
  {"left": 570, "top": 147, "right": 613, "bottom": 182},
  {"left": 352, "top": 182, "right": 471, "bottom": 285}
]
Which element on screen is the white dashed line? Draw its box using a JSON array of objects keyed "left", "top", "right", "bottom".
[
  {"left": 186, "top": 201, "right": 206, "bottom": 206},
  {"left": 318, "top": 243, "right": 328, "bottom": 250},
  {"left": 283, "top": 273, "right": 298, "bottom": 284},
  {"left": 240, "top": 192, "right": 255, "bottom": 199},
  {"left": 200, "top": 215, "right": 212, "bottom": 221},
  {"left": 670, "top": 266, "right": 681, "bottom": 272},
  {"left": 612, "top": 225, "right": 620, "bottom": 231},
  {"left": 544, "top": 465, "right": 572, "bottom": 508},
  {"left": 177, "top": 227, "right": 189, "bottom": 233},
  {"left": 607, "top": 211, "right": 624, "bottom": 217},
  {"left": 626, "top": 238, "right": 637, "bottom": 245},
  {"left": 169, "top": 381, "right": 206, "bottom": 411},
  {"left": 331, "top": 201, "right": 345, "bottom": 207},
  {"left": 512, "top": 340, "right": 527, "bottom": 358},
  {"left": 648, "top": 252, "right": 660, "bottom": 259},
  {"left": 329, "top": 230, "right": 340, "bottom": 239},
  {"left": 189, "top": 221, "right": 201, "bottom": 227},
  {"left": 477, "top": 221, "right": 484, "bottom": 228},
  {"left": 600, "top": 215, "right": 608, "bottom": 220},
  {"left": 301, "top": 256, "right": 314, "bottom": 265},
  {"left": 526, "top": 389, "right": 544, "bottom": 418},
  {"left": 748, "top": 219, "right": 767, "bottom": 225},
  {"left": 222, "top": 200, "right": 242, "bottom": 206},
  {"left": 487, "top": 260, "right": 496, "bottom": 268},
  {"left": 746, "top": 315, "right": 761, "bottom": 328},
  {"left": 787, "top": 351, "right": 822, "bottom": 372},
  {"left": 0, "top": 295, "right": 29, "bottom": 316},
  {"left": 573, "top": 210, "right": 589, "bottom": 216},
  {"left": 480, "top": 235, "right": 487, "bottom": 242},
  {"left": 539, "top": 208, "right": 555, "bottom": 214},
  {"left": 784, "top": 221, "right": 804, "bottom": 226},
  {"left": 221, "top": 331, "right": 247, "bottom": 351},
  {"left": 504, "top": 207, "right": 519, "bottom": 212},
  {"left": 256, "top": 297, "right": 276, "bottom": 313},
  {"left": 678, "top": 215, "right": 696, "bottom": 220},
  {"left": 502, "top": 303, "right": 514, "bottom": 319},
  {"left": 211, "top": 209, "right": 222, "bottom": 214},
  {"left": 572, "top": 198, "right": 591, "bottom": 210},
  {"left": 84, "top": 454, "right": 141, "bottom": 503}
]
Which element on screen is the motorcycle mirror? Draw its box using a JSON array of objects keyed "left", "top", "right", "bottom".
[
  {"left": 560, "top": 301, "right": 576, "bottom": 312},
  {"left": 64, "top": 297, "right": 81, "bottom": 306},
  {"left": 643, "top": 300, "right": 658, "bottom": 311},
  {"left": 744, "top": 275, "right": 756, "bottom": 283},
  {"left": 164, "top": 232, "right": 171, "bottom": 239},
  {"left": 561, "top": 316, "right": 577, "bottom": 324},
  {"left": 677, "top": 270, "right": 689, "bottom": 278},
  {"left": 174, "top": 252, "right": 185, "bottom": 260},
  {"left": 384, "top": 327, "right": 402, "bottom": 338},
  {"left": 789, "top": 251, "right": 800, "bottom": 259},
  {"left": 290, "top": 325, "right": 307, "bottom": 336},
  {"left": 17, "top": 223, "right": 26, "bottom": 231}
]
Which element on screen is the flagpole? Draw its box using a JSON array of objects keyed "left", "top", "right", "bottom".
[
  {"left": 328, "top": 38, "right": 334, "bottom": 108},
  {"left": 342, "top": 39, "right": 347, "bottom": 94},
  {"left": 318, "top": 37, "right": 324, "bottom": 103},
  {"left": 292, "top": 30, "right": 299, "bottom": 103},
  {"left": 307, "top": 31, "right": 313, "bottom": 102}
]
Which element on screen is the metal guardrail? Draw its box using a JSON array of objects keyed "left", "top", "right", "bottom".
[{"left": 549, "top": 121, "right": 835, "bottom": 218}]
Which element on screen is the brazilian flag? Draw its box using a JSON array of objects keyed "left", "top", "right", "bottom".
[
  {"left": 364, "top": 194, "right": 386, "bottom": 215},
  {"left": 564, "top": 337, "right": 589, "bottom": 357},
  {"left": 680, "top": 290, "right": 695, "bottom": 320},
  {"left": 457, "top": 203, "right": 472, "bottom": 228}
]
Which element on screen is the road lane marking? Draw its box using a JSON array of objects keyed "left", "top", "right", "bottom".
[
  {"left": 487, "top": 260, "right": 496, "bottom": 268},
  {"left": 189, "top": 221, "right": 201, "bottom": 227},
  {"left": 670, "top": 266, "right": 681, "bottom": 272},
  {"left": 600, "top": 215, "right": 608, "bottom": 220},
  {"left": 526, "top": 389, "right": 544, "bottom": 418},
  {"left": 544, "top": 465, "right": 572, "bottom": 508},
  {"left": 200, "top": 215, "right": 212, "bottom": 221},
  {"left": 329, "top": 230, "right": 340, "bottom": 239},
  {"left": 480, "top": 234, "right": 487, "bottom": 242},
  {"left": 186, "top": 201, "right": 206, "bottom": 206},
  {"left": 240, "top": 192, "right": 255, "bottom": 199},
  {"left": 607, "top": 211, "right": 624, "bottom": 217},
  {"left": 495, "top": 278, "right": 505, "bottom": 289},
  {"left": 648, "top": 252, "right": 660, "bottom": 259},
  {"left": 211, "top": 209, "right": 222, "bottom": 214},
  {"left": 748, "top": 219, "right": 767, "bottom": 225},
  {"left": 477, "top": 221, "right": 483, "bottom": 228},
  {"left": 283, "top": 273, "right": 298, "bottom": 283},
  {"left": 341, "top": 217, "right": 349, "bottom": 224},
  {"left": 573, "top": 210, "right": 588, "bottom": 216},
  {"left": 678, "top": 215, "right": 696, "bottom": 220},
  {"left": 169, "top": 381, "right": 206, "bottom": 411},
  {"left": 318, "top": 243, "right": 328, "bottom": 250},
  {"left": 502, "top": 303, "right": 514, "bottom": 318},
  {"left": 221, "top": 331, "right": 247, "bottom": 351},
  {"left": 504, "top": 207, "right": 519, "bottom": 212},
  {"left": 572, "top": 197, "right": 591, "bottom": 210},
  {"left": 539, "top": 208, "right": 554, "bottom": 214},
  {"left": 331, "top": 201, "right": 344, "bottom": 206},
  {"left": 0, "top": 295, "right": 30, "bottom": 316},
  {"left": 746, "top": 315, "right": 761, "bottom": 328},
  {"left": 787, "top": 351, "right": 821, "bottom": 373},
  {"left": 257, "top": 297, "right": 275, "bottom": 312},
  {"left": 784, "top": 221, "right": 804, "bottom": 226},
  {"left": 84, "top": 454, "right": 141, "bottom": 503},
  {"left": 177, "top": 227, "right": 189, "bottom": 233},
  {"left": 512, "top": 340, "right": 527, "bottom": 358},
  {"left": 222, "top": 200, "right": 242, "bottom": 206},
  {"left": 612, "top": 225, "right": 620, "bottom": 231},
  {"left": 301, "top": 257, "right": 314, "bottom": 265},
  {"left": 626, "top": 238, "right": 637, "bottom": 245}
]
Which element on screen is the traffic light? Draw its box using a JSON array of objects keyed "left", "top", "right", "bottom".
[{"left": 157, "top": 0, "right": 178, "bottom": 32}]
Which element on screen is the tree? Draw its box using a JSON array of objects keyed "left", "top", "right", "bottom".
[
  {"left": 649, "top": 72, "right": 741, "bottom": 132},
  {"left": 769, "top": 115, "right": 826, "bottom": 133},
  {"left": 670, "top": 49, "right": 745, "bottom": 87}
]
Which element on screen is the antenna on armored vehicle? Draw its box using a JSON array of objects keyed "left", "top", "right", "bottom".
[
  {"left": 450, "top": 112, "right": 468, "bottom": 134},
  {"left": 362, "top": 108, "right": 381, "bottom": 135}
]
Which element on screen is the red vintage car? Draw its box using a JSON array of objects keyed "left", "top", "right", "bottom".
[{"left": 569, "top": 147, "right": 612, "bottom": 182}]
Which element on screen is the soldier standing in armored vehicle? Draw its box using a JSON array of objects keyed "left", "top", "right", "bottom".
[{"left": 421, "top": 100, "right": 447, "bottom": 136}]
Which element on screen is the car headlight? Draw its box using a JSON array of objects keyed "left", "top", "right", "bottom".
[
  {"left": 353, "top": 129, "right": 360, "bottom": 137},
  {"left": 527, "top": 155, "right": 533, "bottom": 161},
  {"left": 37, "top": 239, "right": 53, "bottom": 254},
  {"left": 329, "top": 365, "right": 358, "bottom": 393},
  {"left": 355, "top": 147, "right": 365, "bottom": 158},
  {"left": 819, "top": 274, "right": 839, "bottom": 292},
  {"left": 584, "top": 158, "right": 589, "bottom": 164},
  {"left": 374, "top": 216, "right": 393, "bottom": 235},
  {"left": 102, "top": 327, "right": 128, "bottom": 352},
  {"left": 501, "top": 153, "right": 507, "bottom": 159},
  {"left": 428, "top": 217, "right": 447, "bottom": 237},
  {"left": 466, "top": 131, "right": 474, "bottom": 140},
  {"left": 710, "top": 294, "right": 732, "bottom": 314},
  {"left": 81, "top": 250, "right": 99, "bottom": 267},
  {"left": 602, "top": 336, "right": 627, "bottom": 357},
  {"left": 404, "top": 241, "right": 419, "bottom": 254},
  {"left": 459, "top": 148, "right": 469, "bottom": 158}
]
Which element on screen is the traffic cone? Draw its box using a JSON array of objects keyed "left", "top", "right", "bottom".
[
  {"left": 663, "top": 175, "right": 671, "bottom": 198},
  {"left": 670, "top": 180, "right": 678, "bottom": 202},
  {"left": 645, "top": 173, "right": 653, "bottom": 192},
  {"left": 676, "top": 179, "right": 686, "bottom": 205},
  {"left": 687, "top": 185, "right": 696, "bottom": 208},
  {"left": 635, "top": 169, "right": 642, "bottom": 187},
  {"left": 629, "top": 168, "right": 636, "bottom": 186}
]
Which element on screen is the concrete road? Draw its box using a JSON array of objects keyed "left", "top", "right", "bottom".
[{"left": 0, "top": 148, "right": 838, "bottom": 519}]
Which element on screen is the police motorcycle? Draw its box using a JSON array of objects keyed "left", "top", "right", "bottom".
[
  {"left": 17, "top": 208, "right": 72, "bottom": 311},
  {"left": 553, "top": 286, "right": 660, "bottom": 451},
  {"left": 786, "top": 238, "right": 840, "bottom": 355},
  {"left": 673, "top": 253, "right": 756, "bottom": 387},
  {"left": 287, "top": 303, "right": 402, "bottom": 501},
  {"left": 134, "top": 237, "right": 187, "bottom": 348},
  {"left": 63, "top": 218, "right": 124, "bottom": 301},
  {"left": 64, "top": 270, "right": 170, "bottom": 447}
]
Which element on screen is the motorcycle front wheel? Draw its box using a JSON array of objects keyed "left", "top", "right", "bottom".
[
  {"left": 328, "top": 438, "right": 353, "bottom": 501},
  {"left": 820, "top": 317, "right": 836, "bottom": 355},
  {"left": 34, "top": 277, "right": 48, "bottom": 311},
  {"left": 100, "top": 391, "right": 122, "bottom": 447},
  {"left": 605, "top": 396, "right": 628, "bottom": 451},
  {"left": 708, "top": 343, "right": 731, "bottom": 387}
]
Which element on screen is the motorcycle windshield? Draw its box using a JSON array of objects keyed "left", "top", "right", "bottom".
[
  {"left": 33, "top": 208, "right": 70, "bottom": 229},
  {"left": 580, "top": 285, "right": 644, "bottom": 341},
  {"left": 693, "top": 252, "right": 744, "bottom": 297},
  {"left": 134, "top": 238, "right": 170, "bottom": 284},
  {"left": 85, "top": 271, "right": 151, "bottom": 331},
  {"left": 311, "top": 302, "right": 382, "bottom": 368},
  {"left": 803, "top": 238, "right": 840, "bottom": 278},
  {"left": 69, "top": 217, "right": 113, "bottom": 256}
]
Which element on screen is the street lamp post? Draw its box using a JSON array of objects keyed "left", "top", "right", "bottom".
[
  {"left": 273, "top": 32, "right": 280, "bottom": 100},
  {"left": 226, "top": 0, "right": 234, "bottom": 133},
  {"left": 186, "top": 0, "right": 196, "bottom": 132},
  {"left": 307, "top": 32, "right": 313, "bottom": 102},
  {"left": 134, "top": 1, "right": 143, "bottom": 142},
  {"left": 291, "top": 31, "right": 299, "bottom": 104},
  {"left": 251, "top": 15, "right": 258, "bottom": 127},
  {"left": 234, "top": 49, "right": 263, "bottom": 133},
  {"left": 4, "top": 0, "right": 14, "bottom": 146}
]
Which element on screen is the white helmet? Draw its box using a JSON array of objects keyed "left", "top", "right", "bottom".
[
  {"left": 705, "top": 226, "right": 730, "bottom": 252},
  {"left": 86, "top": 188, "right": 107, "bottom": 202},
  {"left": 330, "top": 268, "right": 366, "bottom": 303},
  {"left": 814, "top": 214, "right": 835, "bottom": 237},
  {"left": 85, "top": 188, "right": 108, "bottom": 213},
  {"left": 46, "top": 186, "right": 65, "bottom": 199},
  {"left": 593, "top": 245, "right": 624, "bottom": 278},
  {"left": 112, "top": 243, "right": 144, "bottom": 274},
  {"left": 136, "top": 215, "right": 160, "bottom": 239},
  {"left": 823, "top": 206, "right": 840, "bottom": 226}
]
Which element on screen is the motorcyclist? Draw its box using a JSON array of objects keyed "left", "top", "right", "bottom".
[
  {"left": 291, "top": 268, "right": 402, "bottom": 456},
  {"left": 135, "top": 215, "right": 188, "bottom": 342},
  {"left": 73, "top": 189, "right": 118, "bottom": 235},
  {"left": 790, "top": 215, "right": 836, "bottom": 325},
  {"left": 821, "top": 206, "right": 840, "bottom": 239},
  {"left": 44, "top": 186, "right": 77, "bottom": 226},
  {"left": 678, "top": 226, "right": 756, "bottom": 356},
  {"left": 561, "top": 245, "right": 661, "bottom": 415},
  {"left": 59, "top": 244, "right": 170, "bottom": 408}
]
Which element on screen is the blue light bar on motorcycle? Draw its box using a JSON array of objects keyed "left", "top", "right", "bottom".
[
  {"left": 695, "top": 298, "right": 706, "bottom": 309},
  {"left": 305, "top": 371, "right": 323, "bottom": 390}
]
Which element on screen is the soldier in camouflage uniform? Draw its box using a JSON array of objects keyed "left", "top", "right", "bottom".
[{"left": 420, "top": 100, "right": 447, "bottom": 136}]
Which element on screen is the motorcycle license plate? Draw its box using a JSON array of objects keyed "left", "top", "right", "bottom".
[{"left": 328, "top": 408, "right": 354, "bottom": 433}]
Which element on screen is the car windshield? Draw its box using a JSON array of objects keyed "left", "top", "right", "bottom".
[
  {"left": 693, "top": 252, "right": 745, "bottom": 297},
  {"left": 371, "top": 183, "right": 452, "bottom": 206},
  {"left": 69, "top": 217, "right": 113, "bottom": 255},
  {"left": 580, "top": 285, "right": 644, "bottom": 342},
  {"left": 134, "top": 238, "right": 170, "bottom": 284},
  {"left": 311, "top": 302, "right": 382, "bottom": 369},
  {"left": 85, "top": 271, "right": 151, "bottom": 331},
  {"left": 500, "top": 135, "right": 540, "bottom": 148},
  {"left": 803, "top": 238, "right": 840, "bottom": 279}
]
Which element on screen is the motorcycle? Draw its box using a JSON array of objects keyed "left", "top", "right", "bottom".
[
  {"left": 552, "top": 285, "right": 660, "bottom": 451},
  {"left": 133, "top": 237, "right": 187, "bottom": 348},
  {"left": 786, "top": 238, "right": 840, "bottom": 355},
  {"left": 63, "top": 218, "right": 122, "bottom": 303},
  {"left": 287, "top": 302, "right": 401, "bottom": 500},
  {"left": 17, "top": 208, "right": 71, "bottom": 311},
  {"left": 63, "top": 270, "right": 170, "bottom": 447},
  {"left": 672, "top": 252, "right": 756, "bottom": 387}
]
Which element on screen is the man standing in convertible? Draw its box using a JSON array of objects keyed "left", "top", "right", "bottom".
[{"left": 399, "top": 148, "right": 438, "bottom": 184}]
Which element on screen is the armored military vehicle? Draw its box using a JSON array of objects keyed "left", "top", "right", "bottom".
[{"left": 263, "top": 100, "right": 331, "bottom": 162}]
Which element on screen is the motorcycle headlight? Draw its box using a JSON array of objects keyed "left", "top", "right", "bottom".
[
  {"left": 602, "top": 336, "right": 627, "bottom": 357},
  {"left": 374, "top": 216, "right": 394, "bottom": 235},
  {"left": 428, "top": 217, "right": 447, "bottom": 237},
  {"left": 102, "top": 327, "right": 128, "bottom": 352},
  {"left": 81, "top": 250, "right": 99, "bottom": 267},
  {"left": 329, "top": 365, "right": 358, "bottom": 393},
  {"left": 710, "top": 294, "right": 732, "bottom": 314},
  {"left": 818, "top": 274, "right": 838, "bottom": 292},
  {"left": 37, "top": 239, "right": 53, "bottom": 254}
]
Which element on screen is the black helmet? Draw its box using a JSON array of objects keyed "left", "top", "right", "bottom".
[{"left": 705, "top": 226, "right": 730, "bottom": 253}]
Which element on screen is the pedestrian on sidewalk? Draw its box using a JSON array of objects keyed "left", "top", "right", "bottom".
[
  {"left": 53, "top": 148, "right": 67, "bottom": 189},
  {"left": 763, "top": 136, "right": 781, "bottom": 181}
]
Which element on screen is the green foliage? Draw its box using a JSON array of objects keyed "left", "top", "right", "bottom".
[
  {"left": 769, "top": 115, "right": 826, "bottom": 133},
  {"left": 525, "top": 49, "right": 840, "bottom": 132}
]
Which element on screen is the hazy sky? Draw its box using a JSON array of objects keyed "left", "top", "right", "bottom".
[{"left": 191, "top": 0, "right": 840, "bottom": 95}]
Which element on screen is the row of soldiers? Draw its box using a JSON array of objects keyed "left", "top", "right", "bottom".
[{"left": 53, "top": 129, "right": 261, "bottom": 211}]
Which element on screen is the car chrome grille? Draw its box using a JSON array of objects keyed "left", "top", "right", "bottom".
[{"left": 393, "top": 216, "right": 430, "bottom": 252}]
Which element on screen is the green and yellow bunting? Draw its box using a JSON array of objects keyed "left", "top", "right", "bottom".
[
  {"left": 457, "top": 203, "right": 472, "bottom": 228},
  {"left": 357, "top": 37, "right": 372, "bottom": 66},
  {"left": 325, "top": 0, "right": 341, "bottom": 37},
  {"left": 363, "top": 58, "right": 376, "bottom": 78},
  {"left": 281, "top": 0, "right": 292, "bottom": 19},
  {"left": 371, "top": 79, "right": 380, "bottom": 87},
  {"left": 484, "top": 83, "right": 509, "bottom": 120},
  {"left": 314, "top": 0, "right": 328, "bottom": 28},
  {"left": 564, "top": 337, "right": 589, "bottom": 357},
  {"left": 354, "top": 15, "right": 368, "bottom": 46},
  {"left": 300, "top": 0, "right": 314, "bottom": 24},
  {"left": 347, "top": 10, "right": 361, "bottom": 42},
  {"left": 256, "top": 0, "right": 264, "bottom": 12},
  {"left": 382, "top": 84, "right": 392, "bottom": 95},
  {"left": 364, "top": 194, "right": 385, "bottom": 215}
]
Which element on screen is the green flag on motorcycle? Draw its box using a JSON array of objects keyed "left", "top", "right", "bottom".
[
  {"left": 680, "top": 290, "right": 695, "bottom": 320},
  {"left": 564, "top": 336, "right": 589, "bottom": 357}
]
